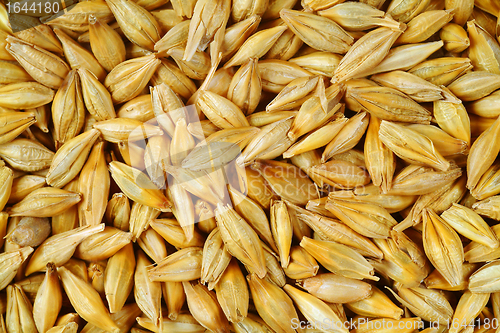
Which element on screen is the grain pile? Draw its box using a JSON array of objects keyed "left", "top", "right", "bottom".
[{"left": 1, "top": 0, "right": 500, "bottom": 332}]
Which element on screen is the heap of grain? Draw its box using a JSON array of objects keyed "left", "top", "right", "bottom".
[{"left": 1, "top": 0, "right": 500, "bottom": 332}]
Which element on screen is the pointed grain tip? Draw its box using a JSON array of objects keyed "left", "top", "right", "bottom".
[
  {"left": 396, "top": 22, "right": 407, "bottom": 32},
  {"left": 88, "top": 14, "right": 97, "bottom": 24}
]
